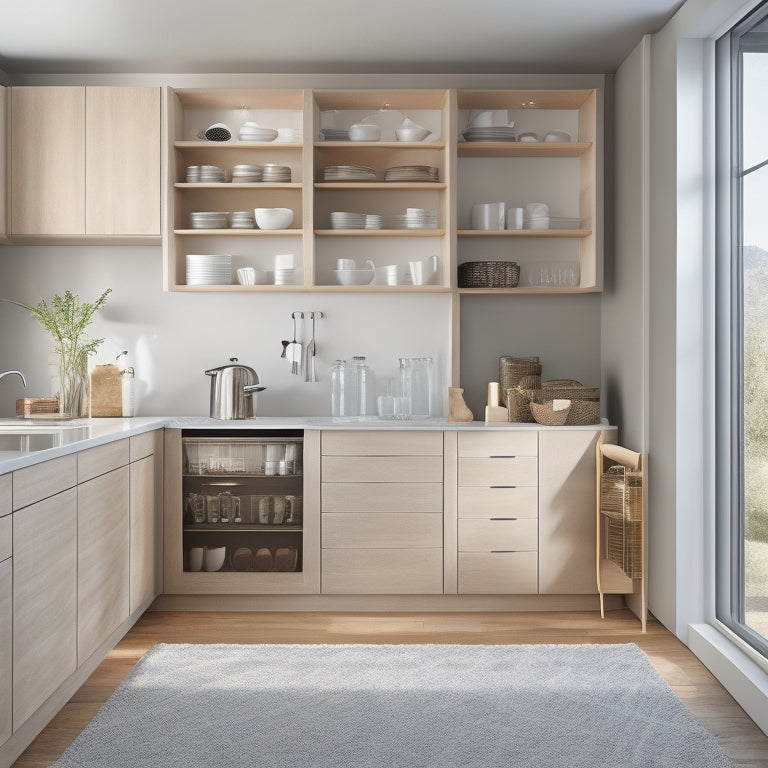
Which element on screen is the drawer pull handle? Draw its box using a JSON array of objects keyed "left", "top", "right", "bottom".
[
  {"left": 490, "top": 485, "right": 517, "bottom": 489},
  {"left": 490, "top": 517, "right": 517, "bottom": 521},
  {"left": 491, "top": 550, "right": 517, "bottom": 553},
  {"left": 490, "top": 455, "right": 516, "bottom": 459}
]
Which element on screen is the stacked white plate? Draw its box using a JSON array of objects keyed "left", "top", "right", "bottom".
[
  {"left": 365, "top": 214, "right": 383, "bottom": 229},
  {"left": 321, "top": 128, "right": 349, "bottom": 141},
  {"left": 323, "top": 165, "right": 376, "bottom": 181},
  {"left": 186, "top": 254, "right": 232, "bottom": 285},
  {"left": 230, "top": 211, "right": 256, "bottom": 229},
  {"left": 384, "top": 210, "right": 438, "bottom": 229},
  {"left": 462, "top": 126, "right": 517, "bottom": 142},
  {"left": 276, "top": 128, "right": 303, "bottom": 143},
  {"left": 185, "top": 165, "right": 225, "bottom": 183},
  {"left": 232, "top": 164, "right": 263, "bottom": 183},
  {"left": 384, "top": 165, "right": 439, "bottom": 182},
  {"left": 330, "top": 211, "right": 366, "bottom": 229},
  {"left": 262, "top": 164, "right": 292, "bottom": 182},
  {"left": 273, "top": 268, "right": 296, "bottom": 286},
  {"left": 238, "top": 122, "right": 278, "bottom": 142},
  {"left": 189, "top": 211, "right": 228, "bottom": 229}
]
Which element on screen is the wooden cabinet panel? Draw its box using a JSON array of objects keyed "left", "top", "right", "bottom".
[
  {"left": 12, "top": 453, "right": 77, "bottom": 510},
  {"left": 457, "top": 486, "right": 538, "bottom": 518},
  {"left": 129, "top": 430, "right": 158, "bottom": 463},
  {"left": 322, "top": 430, "right": 443, "bottom": 456},
  {"left": 85, "top": 87, "right": 161, "bottom": 235},
  {"left": 322, "top": 455, "right": 443, "bottom": 483},
  {"left": 322, "top": 512, "right": 442, "bottom": 549},
  {"left": 0, "top": 558, "right": 11, "bottom": 745},
  {"left": 130, "top": 455, "right": 156, "bottom": 614},
  {"left": 458, "top": 551, "right": 538, "bottom": 594},
  {"left": 0, "top": 514, "right": 11, "bottom": 562},
  {"left": 10, "top": 86, "right": 85, "bottom": 235},
  {"left": 77, "top": 438, "right": 129, "bottom": 483},
  {"left": 77, "top": 467, "right": 130, "bottom": 664},
  {"left": 322, "top": 548, "right": 443, "bottom": 594},
  {"left": 457, "top": 456, "right": 537, "bottom": 487},
  {"left": 538, "top": 429, "right": 604, "bottom": 594},
  {"left": 458, "top": 430, "right": 537, "bottom": 457},
  {"left": 0, "top": 86, "right": 6, "bottom": 238},
  {"left": 458, "top": 517, "right": 538, "bottom": 552},
  {"left": 322, "top": 482, "right": 443, "bottom": 514},
  {"left": 13, "top": 488, "right": 77, "bottom": 728},
  {"left": 0, "top": 472, "right": 10, "bottom": 516}
]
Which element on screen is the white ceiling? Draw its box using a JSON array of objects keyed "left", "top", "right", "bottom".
[{"left": 0, "top": 0, "right": 685, "bottom": 75}]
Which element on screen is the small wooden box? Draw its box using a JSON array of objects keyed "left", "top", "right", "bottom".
[{"left": 16, "top": 397, "right": 60, "bottom": 417}]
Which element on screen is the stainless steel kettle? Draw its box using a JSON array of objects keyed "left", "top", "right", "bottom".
[{"left": 205, "top": 358, "right": 266, "bottom": 419}]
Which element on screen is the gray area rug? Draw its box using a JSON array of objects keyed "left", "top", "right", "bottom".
[{"left": 53, "top": 643, "right": 733, "bottom": 767}]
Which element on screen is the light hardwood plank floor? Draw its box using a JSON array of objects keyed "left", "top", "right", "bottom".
[{"left": 12, "top": 608, "right": 768, "bottom": 767}]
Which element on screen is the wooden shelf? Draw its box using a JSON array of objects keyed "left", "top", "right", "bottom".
[
  {"left": 314, "top": 141, "right": 445, "bottom": 149},
  {"left": 314, "top": 182, "right": 446, "bottom": 190},
  {"left": 458, "top": 286, "right": 599, "bottom": 295},
  {"left": 458, "top": 229, "right": 591, "bottom": 238},
  {"left": 315, "top": 229, "right": 444, "bottom": 237},
  {"left": 174, "top": 182, "right": 302, "bottom": 189},
  {"left": 174, "top": 141, "right": 303, "bottom": 149},
  {"left": 184, "top": 525, "right": 303, "bottom": 533},
  {"left": 174, "top": 229, "right": 302, "bottom": 236},
  {"left": 457, "top": 141, "right": 591, "bottom": 158}
]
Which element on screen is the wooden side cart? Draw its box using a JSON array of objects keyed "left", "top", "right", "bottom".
[{"left": 596, "top": 440, "right": 647, "bottom": 631}]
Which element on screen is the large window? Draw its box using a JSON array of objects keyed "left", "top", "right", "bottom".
[{"left": 717, "top": 2, "right": 768, "bottom": 659}]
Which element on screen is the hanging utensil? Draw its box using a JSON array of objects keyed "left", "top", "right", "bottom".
[
  {"left": 280, "top": 340, "right": 290, "bottom": 358},
  {"left": 288, "top": 312, "right": 303, "bottom": 375},
  {"left": 306, "top": 311, "right": 322, "bottom": 383}
]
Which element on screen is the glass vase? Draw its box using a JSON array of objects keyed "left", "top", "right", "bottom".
[{"left": 58, "top": 351, "right": 89, "bottom": 417}]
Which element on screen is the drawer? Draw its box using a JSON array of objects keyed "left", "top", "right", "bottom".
[
  {"left": 322, "top": 431, "right": 442, "bottom": 456},
  {"left": 323, "top": 512, "right": 442, "bottom": 549},
  {"left": 322, "top": 482, "right": 442, "bottom": 514},
  {"left": 322, "top": 548, "right": 443, "bottom": 594},
  {"left": 13, "top": 454, "right": 77, "bottom": 510},
  {"left": 458, "top": 486, "right": 538, "bottom": 519},
  {"left": 458, "top": 518, "right": 538, "bottom": 552},
  {"left": 458, "top": 431, "right": 537, "bottom": 458},
  {"left": 0, "top": 514, "right": 10, "bottom": 562},
  {"left": 458, "top": 551, "right": 538, "bottom": 594},
  {"left": 322, "top": 455, "right": 443, "bottom": 483},
  {"left": 129, "top": 430, "right": 156, "bottom": 462},
  {"left": 457, "top": 456, "right": 537, "bottom": 487},
  {"left": 0, "top": 474, "right": 10, "bottom": 517},
  {"left": 78, "top": 439, "right": 130, "bottom": 483}
]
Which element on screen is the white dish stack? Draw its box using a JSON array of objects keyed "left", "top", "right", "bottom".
[
  {"left": 238, "top": 122, "right": 278, "bottom": 142},
  {"left": 262, "top": 164, "right": 292, "bottom": 182},
  {"left": 232, "top": 164, "right": 263, "bottom": 183},
  {"left": 230, "top": 211, "right": 256, "bottom": 229},
  {"left": 524, "top": 202, "right": 550, "bottom": 230},
  {"left": 185, "top": 165, "right": 225, "bottom": 183},
  {"left": 186, "top": 254, "right": 232, "bottom": 285},
  {"left": 189, "top": 211, "right": 228, "bottom": 229}
]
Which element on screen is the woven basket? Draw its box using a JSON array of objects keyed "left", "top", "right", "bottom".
[
  {"left": 605, "top": 517, "right": 643, "bottom": 578},
  {"left": 458, "top": 261, "right": 520, "bottom": 288},
  {"left": 530, "top": 399, "right": 571, "bottom": 426},
  {"left": 507, "top": 386, "right": 541, "bottom": 422},
  {"left": 539, "top": 380, "right": 600, "bottom": 424},
  {"left": 500, "top": 356, "right": 541, "bottom": 406}
]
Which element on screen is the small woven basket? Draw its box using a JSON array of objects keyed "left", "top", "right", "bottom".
[
  {"left": 530, "top": 399, "right": 571, "bottom": 426},
  {"left": 540, "top": 379, "right": 600, "bottom": 425},
  {"left": 500, "top": 356, "right": 541, "bottom": 406},
  {"left": 458, "top": 261, "right": 520, "bottom": 288}
]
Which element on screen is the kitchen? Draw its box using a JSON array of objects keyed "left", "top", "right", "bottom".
[{"left": 1, "top": 0, "right": 767, "bottom": 765}]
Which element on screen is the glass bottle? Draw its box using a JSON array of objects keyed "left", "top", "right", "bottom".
[{"left": 352, "top": 356, "right": 376, "bottom": 417}]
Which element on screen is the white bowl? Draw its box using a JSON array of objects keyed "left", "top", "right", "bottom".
[
  {"left": 334, "top": 269, "right": 374, "bottom": 286},
  {"left": 396, "top": 126, "right": 430, "bottom": 142},
  {"left": 349, "top": 123, "right": 381, "bottom": 141},
  {"left": 544, "top": 129, "right": 571, "bottom": 142},
  {"left": 254, "top": 207, "right": 294, "bottom": 230},
  {"left": 203, "top": 546, "right": 226, "bottom": 572}
]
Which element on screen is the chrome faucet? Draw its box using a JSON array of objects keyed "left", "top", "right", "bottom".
[{"left": 0, "top": 370, "right": 27, "bottom": 387}]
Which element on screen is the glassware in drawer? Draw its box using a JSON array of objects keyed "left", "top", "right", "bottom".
[{"left": 183, "top": 437, "right": 303, "bottom": 476}]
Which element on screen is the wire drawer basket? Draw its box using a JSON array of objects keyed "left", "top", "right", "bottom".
[{"left": 458, "top": 261, "right": 520, "bottom": 288}]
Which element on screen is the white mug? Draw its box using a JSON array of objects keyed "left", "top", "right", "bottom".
[
  {"left": 274, "top": 253, "right": 295, "bottom": 270},
  {"left": 472, "top": 202, "right": 506, "bottom": 230},
  {"left": 409, "top": 254, "right": 439, "bottom": 286},
  {"left": 506, "top": 207, "right": 524, "bottom": 230},
  {"left": 337, "top": 258, "right": 356, "bottom": 270}
]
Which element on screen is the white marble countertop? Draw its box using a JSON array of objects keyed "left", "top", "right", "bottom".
[{"left": 0, "top": 415, "right": 614, "bottom": 474}]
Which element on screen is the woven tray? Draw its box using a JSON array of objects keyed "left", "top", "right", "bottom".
[{"left": 458, "top": 261, "right": 520, "bottom": 288}]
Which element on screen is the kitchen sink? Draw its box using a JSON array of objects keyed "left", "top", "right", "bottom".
[{"left": 0, "top": 425, "right": 90, "bottom": 452}]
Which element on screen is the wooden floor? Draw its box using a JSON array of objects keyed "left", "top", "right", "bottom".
[{"left": 11, "top": 608, "right": 768, "bottom": 767}]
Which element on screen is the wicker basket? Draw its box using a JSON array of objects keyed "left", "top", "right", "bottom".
[
  {"left": 500, "top": 356, "right": 541, "bottom": 406},
  {"left": 600, "top": 465, "right": 643, "bottom": 522},
  {"left": 530, "top": 400, "right": 571, "bottom": 426},
  {"left": 506, "top": 386, "right": 540, "bottom": 422},
  {"left": 605, "top": 517, "right": 643, "bottom": 578},
  {"left": 458, "top": 261, "right": 520, "bottom": 288},
  {"left": 540, "top": 380, "right": 600, "bottom": 425}
]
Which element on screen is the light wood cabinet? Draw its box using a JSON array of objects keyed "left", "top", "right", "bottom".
[
  {"left": 77, "top": 466, "right": 130, "bottom": 664},
  {"left": 130, "top": 454, "right": 157, "bottom": 613},
  {"left": 0, "top": 477, "right": 11, "bottom": 746},
  {"left": 0, "top": 86, "right": 6, "bottom": 240},
  {"left": 9, "top": 86, "right": 161, "bottom": 239},
  {"left": 320, "top": 430, "right": 444, "bottom": 594},
  {"left": 13, "top": 487, "right": 78, "bottom": 728},
  {"left": 9, "top": 86, "right": 85, "bottom": 236}
]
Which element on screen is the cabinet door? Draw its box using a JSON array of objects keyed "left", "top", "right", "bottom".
[
  {"left": 0, "top": 558, "right": 11, "bottom": 744},
  {"left": 77, "top": 467, "right": 130, "bottom": 664},
  {"left": 130, "top": 454, "right": 157, "bottom": 614},
  {"left": 538, "top": 429, "right": 604, "bottom": 594},
  {"left": 86, "top": 87, "right": 161, "bottom": 235},
  {"left": 13, "top": 488, "right": 78, "bottom": 728},
  {"left": 0, "top": 86, "right": 6, "bottom": 239},
  {"left": 10, "top": 86, "right": 85, "bottom": 235}
]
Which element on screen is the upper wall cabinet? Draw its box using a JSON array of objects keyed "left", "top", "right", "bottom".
[
  {"left": 163, "top": 86, "right": 601, "bottom": 294},
  {"left": 0, "top": 86, "right": 6, "bottom": 241},
  {"left": 8, "top": 86, "right": 161, "bottom": 240}
]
